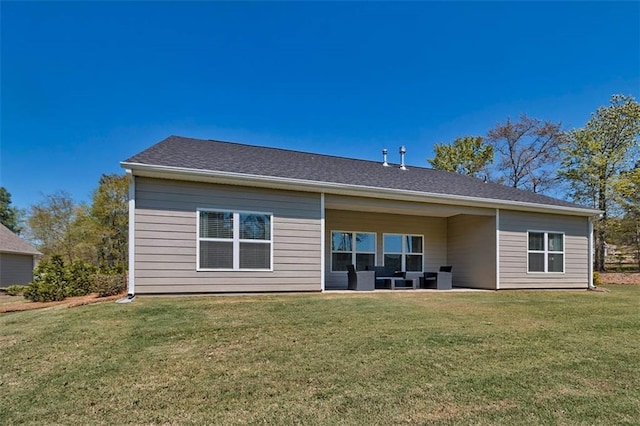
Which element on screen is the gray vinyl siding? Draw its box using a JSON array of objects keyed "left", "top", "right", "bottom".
[
  {"left": 134, "top": 177, "right": 322, "bottom": 293},
  {"left": 499, "top": 210, "right": 589, "bottom": 289},
  {"left": 325, "top": 209, "right": 447, "bottom": 289},
  {"left": 447, "top": 215, "right": 496, "bottom": 289},
  {"left": 0, "top": 253, "right": 35, "bottom": 286}
]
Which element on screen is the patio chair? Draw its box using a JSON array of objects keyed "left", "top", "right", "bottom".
[
  {"left": 347, "top": 264, "right": 375, "bottom": 291},
  {"left": 420, "top": 266, "right": 453, "bottom": 290}
]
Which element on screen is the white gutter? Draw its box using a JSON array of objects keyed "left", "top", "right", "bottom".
[
  {"left": 121, "top": 162, "right": 602, "bottom": 217},
  {"left": 0, "top": 249, "right": 42, "bottom": 256}
]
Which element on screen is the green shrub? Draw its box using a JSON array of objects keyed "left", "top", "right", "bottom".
[
  {"left": 5, "top": 285, "right": 26, "bottom": 296},
  {"left": 593, "top": 271, "right": 602, "bottom": 287},
  {"left": 23, "top": 255, "right": 95, "bottom": 302},
  {"left": 66, "top": 261, "right": 95, "bottom": 297},
  {"left": 91, "top": 273, "right": 126, "bottom": 297},
  {"left": 98, "top": 262, "right": 126, "bottom": 275},
  {"left": 23, "top": 280, "right": 65, "bottom": 302}
]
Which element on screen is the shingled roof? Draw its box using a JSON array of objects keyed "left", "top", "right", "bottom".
[
  {"left": 123, "top": 135, "right": 597, "bottom": 213},
  {"left": 0, "top": 224, "right": 41, "bottom": 256}
]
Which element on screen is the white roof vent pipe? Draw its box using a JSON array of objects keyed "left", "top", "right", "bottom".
[
  {"left": 382, "top": 149, "right": 389, "bottom": 166},
  {"left": 399, "top": 146, "right": 407, "bottom": 170}
]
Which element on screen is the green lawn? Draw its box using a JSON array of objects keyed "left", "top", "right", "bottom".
[{"left": 1, "top": 287, "right": 639, "bottom": 425}]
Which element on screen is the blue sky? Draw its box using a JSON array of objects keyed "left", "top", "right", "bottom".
[{"left": 1, "top": 1, "right": 638, "bottom": 210}]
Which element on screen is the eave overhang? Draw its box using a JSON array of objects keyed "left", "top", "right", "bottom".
[
  {"left": 121, "top": 162, "right": 603, "bottom": 217},
  {"left": 0, "top": 249, "right": 42, "bottom": 256}
]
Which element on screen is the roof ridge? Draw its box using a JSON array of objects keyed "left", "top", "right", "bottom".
[{"left": 174, "top": 135, "right": 431, "bottom": 171}]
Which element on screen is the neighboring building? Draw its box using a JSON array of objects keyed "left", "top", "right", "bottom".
[
  {"left": 121, "top": 136, "right": 601, "bottom": 295},
  {"left": 0, "top": 223, "right": 41, "bottom": 286}
]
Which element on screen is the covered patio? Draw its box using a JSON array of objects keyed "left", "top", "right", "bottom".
[{"left": 323, "top": 194, "right": 498, "bottom": 291}]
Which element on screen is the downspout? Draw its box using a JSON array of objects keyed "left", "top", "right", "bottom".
[
  {"left": 119, "top": 169, "right": 136, "bottom": 302},
  {"left": 320, "top": 192, "right": 326, "bottom": 292},
  {"left": 495, "top": 208, "right": 500, "bottom": 290},
  {"left": 588, "top": 216, "right": 595, "bottom": 289}
]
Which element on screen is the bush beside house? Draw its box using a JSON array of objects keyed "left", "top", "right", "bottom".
[{"left": 22, "top": 255, "right": 125, "bottom": 302}]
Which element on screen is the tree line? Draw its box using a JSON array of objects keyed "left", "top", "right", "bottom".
[
  {"left": 428, "top": 94, "right": 640, "bottom": 272},
  {"left": 5, "top": 174, "right": 129, "bottom": 269}
]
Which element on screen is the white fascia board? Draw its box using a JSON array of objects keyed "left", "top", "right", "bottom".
[
  {"left": 121, "top": 162, "right": 603, "bottom": 217},
  {"left": 0, "top": 249, "right": 42, "bottom": 256}
]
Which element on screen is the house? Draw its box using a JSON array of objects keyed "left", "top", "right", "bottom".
[
  {"left": 121, "top": 136, "right": 601, "bottom": 295},
  {"left": 0, "top": 223, "right": 41, "bottom": 286}
]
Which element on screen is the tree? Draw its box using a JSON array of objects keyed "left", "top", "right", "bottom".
[
  {"left": 617, "top": 163, "right": 640, "bottom": 214},
  {"left": 27, "top": 191, "right": 85, "bottom": 263},
  {"left": 24, "top": 175, "right": 129, "bottom": 269},
  {"left": 89, "top": 174, "right": 129, "bottom": 270},
  {"left": 560, "top": 94, "right": 640, "bottom": 271},
  {"left": 0, "top": 187, "right": 21, "bottom": 234},
  {"left": 613, "top": 164, "right": 640, "bottom": 270},
  {"left": 428, "top": 136, "right": 493, "bottom": 177},
  {"left": 487, "top": 114, "right": 565, "bottom": 193}
]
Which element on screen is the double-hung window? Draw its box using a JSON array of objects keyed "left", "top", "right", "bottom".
[
  {"left": 198, "top": 210, "right": 272, "bottom": 270},
  {"left": 331, "top": 231, "right": 376, "bottom": 271},
  {"left": 383, "top": 234, "right": 423, "bottom": 272},
  {"left": 528, "top": 231, "right": 564, "bottom": 273}
]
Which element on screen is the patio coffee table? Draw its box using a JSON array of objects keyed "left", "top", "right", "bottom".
[{"left": 377, "top": 277, "right": 418, "bottom": 290}]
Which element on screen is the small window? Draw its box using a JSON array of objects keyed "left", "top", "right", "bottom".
[
  {"left": 528, "top": 231, "right": 564, "bottom": 273},
  {"left": 198, "top": 210, "right": 272, "bottom": 270},
  {"left": 383, "top": 234, "right": 423, "bottom": 272},
  {"left": 331, "top": 231, "right": 376, "bottom": 272}
]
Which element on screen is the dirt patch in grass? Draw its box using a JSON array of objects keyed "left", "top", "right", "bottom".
[
  {"left": 599, "top": 272, "right": 640, "bottom": 285},
  {"left": 0, "top": 293, "right": 125, "bottom": 313}
]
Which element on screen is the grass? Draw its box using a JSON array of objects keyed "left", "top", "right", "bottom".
[{"left": 1, "top": 287, "right": 639, "bottom": 425}]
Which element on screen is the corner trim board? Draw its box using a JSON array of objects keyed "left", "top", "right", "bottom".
[
  {"left": 127, "top": 170, "right": 136, "bottom": 296},
  {"left": 320, "top": 193, "right": 326, "bottom": 292},
  {"left": 588, "top": 217, "right": 594, "bottom": 288}
]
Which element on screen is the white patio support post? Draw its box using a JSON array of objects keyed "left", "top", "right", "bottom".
[
  {"left": 588, "top": 216, "right": 594, "bottom": 289},
  {"left": 127, "top": 170, "right": 136, "bottom": 296},
  {"left": 320, "top": 192, "right": 326, "bottom": 292},
  {"left": 495, "top": 208, "right": 500, "bottom": 290}
]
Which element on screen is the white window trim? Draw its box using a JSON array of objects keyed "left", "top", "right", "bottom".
[
  {"left": 527, "top": 230, "right": 565, "bottom": 274},
  {"left": 330, "top": 230, "right": 376, "bottom": 272},
  {"left": 382, "top": 233, "right": 424, "bottom": 272},
  {"left": 197, "top": 208, "right": 274, "bottom": 272}
]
